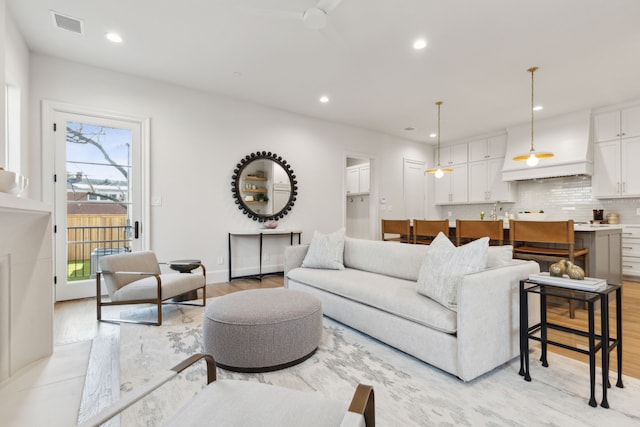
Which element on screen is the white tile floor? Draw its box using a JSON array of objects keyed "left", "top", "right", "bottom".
[{"left": 0, "top": 340, "right": 92, "bottom": 427}]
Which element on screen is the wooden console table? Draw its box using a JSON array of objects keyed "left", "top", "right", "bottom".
[{"left": 228, "top": 229, "right": 302, "bottom": 281}]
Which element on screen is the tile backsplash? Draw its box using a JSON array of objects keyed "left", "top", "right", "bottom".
[{"left": 439, "top": 175, "right": 640, "bottom": 224}]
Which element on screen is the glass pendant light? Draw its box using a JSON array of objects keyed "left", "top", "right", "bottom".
[
  {"left": 512, "top": 66, "right": 553, "bottom": 166},
  {"left": 425, "top": 101, "right": 453, "bottom": 178}
]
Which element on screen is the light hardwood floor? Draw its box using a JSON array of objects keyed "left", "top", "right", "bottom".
[{"left": 55, "top": 276, "right": 640, "bottom": 381}]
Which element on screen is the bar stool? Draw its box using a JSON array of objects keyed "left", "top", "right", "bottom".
[
  {"left": 381, "top": 219, "right": 411, "bottom": 243},
  {"left": 413, "top": 219, "right": 449, "bottom": 244},
  {"left": 455, "top": 220, "right": 504, "bottom": 246},
  {"left": 510, "top": 219, "right": 589, "bottom": 318}
]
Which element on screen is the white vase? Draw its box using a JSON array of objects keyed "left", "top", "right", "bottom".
[{"left": 0, "top": 169, "right": 17, "bottom": 193}]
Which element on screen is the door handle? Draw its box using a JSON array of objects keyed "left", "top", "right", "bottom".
[{"left": 134, "top": 221, "right": 140, "bottom": 239}]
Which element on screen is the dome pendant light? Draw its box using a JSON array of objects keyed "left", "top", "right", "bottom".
[
  {"left": 513, "top": 66, "right": 554, "bottom": 166},
  {"left": 425, "top": 101, "right": 453, "bottom": 178}
]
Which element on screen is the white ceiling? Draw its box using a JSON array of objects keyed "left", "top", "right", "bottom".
[{"left": 8, "top": 0, "right": 640, "bottom": 144}]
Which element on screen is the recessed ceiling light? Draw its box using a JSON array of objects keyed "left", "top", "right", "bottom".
[
  {"left": 533, "top": 105, "right": 543, "bottom": 111},
  {"left": 413, "top": 38, "right": 427, "bottom": 50},
  {"left": 105, "top": 32, "right": 123, "bottom": 43},
  {"left": 429, "top": 133, "right": 437, "bottom": 138},
  {"left": 404, "top": 127, "right": 415, "bottom": 132},
  {"left": 319, "top": 95, "right": 329, "bottom": 104}
]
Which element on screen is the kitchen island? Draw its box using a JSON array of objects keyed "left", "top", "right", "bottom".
[{"left": 444, "top": 220, "right": 623, "bottom": 284}]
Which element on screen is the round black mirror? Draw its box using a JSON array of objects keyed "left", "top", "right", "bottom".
[{"left": 231, "top": 151, "right": 298, "bottom": 222}]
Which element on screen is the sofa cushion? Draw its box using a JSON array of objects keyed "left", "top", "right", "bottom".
[
  {"left": 302, "top": 228, "right": 346, "bottom": 270},
  {"left": 287, "top": 267, "right": 457, "bottom": 334},
  {"left": 416, "top": 233, "right": 489, "bottom": 311},
  {"left": 487, "top": 245, "right": 513, "bottom": 267},
  {"left": 343, "top": 237, "right": 428, "bottom": 281}
]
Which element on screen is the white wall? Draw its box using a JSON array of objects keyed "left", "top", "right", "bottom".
[{"left": 29, "top": 54, "right": 434, "bottom": 282}]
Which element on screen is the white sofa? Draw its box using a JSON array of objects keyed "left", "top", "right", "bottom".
[{"left": 285, "top": 237, "right": 540, "bottom": 382}]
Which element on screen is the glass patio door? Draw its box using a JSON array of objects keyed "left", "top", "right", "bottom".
[{"left": 54, "top": 112, "right": 144, "bottom": 301}]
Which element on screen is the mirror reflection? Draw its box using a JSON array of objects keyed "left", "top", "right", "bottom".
[{"left": 231, "top": 152, "right": 298, "bottom": 222}]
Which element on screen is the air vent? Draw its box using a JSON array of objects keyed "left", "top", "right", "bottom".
[{"left": 50, "top": 11, "right": 84, "bottom": 35}]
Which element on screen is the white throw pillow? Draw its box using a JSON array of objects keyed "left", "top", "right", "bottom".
[
  {"left": 417, "top": 232, "right": 489, "bottom": 310},
  {"left": 487, "top": 245, "right": 513, "bottom": 267},
  {"left": 302, "top": 228, "right": 346, "bottom": 270}
]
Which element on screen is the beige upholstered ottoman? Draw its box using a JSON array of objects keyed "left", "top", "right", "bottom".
[{"left": 203, "top": 288, "right": 322, "bottom": 372}]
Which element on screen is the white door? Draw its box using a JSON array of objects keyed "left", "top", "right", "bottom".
[
  {"left": 622, "top": 137, "right": 640, "bottom": 196},
  {"left": 467, "top": 161, "right": 488, "bottom": 203},
  {"left": 53, "top": 112, "right": 147, "bottom": 301},
  {"left": 403, "top": 159, "right": 425, "bottom": 219},
  {"left": 593, "top": 140, "right": 621, "bottom": 197}
]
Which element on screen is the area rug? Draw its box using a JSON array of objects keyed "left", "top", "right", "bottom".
[{"left": 119, "top": 303, "right": 640, "bottom": 426}]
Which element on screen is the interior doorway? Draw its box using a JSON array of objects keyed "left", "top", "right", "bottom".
[{"left": 345, "top": 156, "right": 373, "bottom": 239}]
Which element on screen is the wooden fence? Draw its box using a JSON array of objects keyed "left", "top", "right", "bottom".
[{"left": 67, "top": 214, "right": 129, "bottom": 261}]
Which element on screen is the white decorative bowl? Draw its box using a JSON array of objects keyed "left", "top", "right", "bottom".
[
  {"left": 517, "top": 212, "right": 547, "bottom": 221},
  {"left": 0, "top": 169, "right": 16, "bottom": 193}
]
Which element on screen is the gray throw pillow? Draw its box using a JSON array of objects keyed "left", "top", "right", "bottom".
[
  {"left": 417, "top": 232, "right": 489, "bottom": 310},
  {"left": 487, "top": 245, "right": 514, "bottom": 267},
  {"left": 302, "top": 228, "right": 346, "bottom": 270}
]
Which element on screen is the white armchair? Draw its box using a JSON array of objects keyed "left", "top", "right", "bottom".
[
  {"left": 78, "top": 354, "right": 375, "bottom": 427},
  {"left": 96, "top": 251, "right": 206, "bottom": 325}
]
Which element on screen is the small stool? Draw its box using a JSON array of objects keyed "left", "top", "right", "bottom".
[{"left": 203, "top": 288, "right": 322, "bottom": 372}]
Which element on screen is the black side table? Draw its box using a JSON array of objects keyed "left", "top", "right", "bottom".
[
  {"left": 169, "top": 259, "right": 202, "bottom": 301},
  {"left": 519, "top": 279, "right": 623, "bottom": 408}
]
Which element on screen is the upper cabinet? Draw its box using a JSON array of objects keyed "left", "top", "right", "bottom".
[
  {"left": 434, "top": 163, "right": 468, "bottom": 205},
  {"left": 346, "top": 164, "right": 370, "bottom": 195},
  {"left": 593, "top": 137, "right": 640, "bottom": 198},
  {"left": 438, "top": 143, "right": 468, "bottom": 166},
  {"left": 593, "top": 106, "right": 640, "bottom": 142},
  {"left": 593, "top": 106, "right": 640, "bottom": 198},
  {"left": 468, "top": 134, "right": 507, "bottom": 162},
  {"left": 467, "top": 134, "right": 512, "bottom": 203}
]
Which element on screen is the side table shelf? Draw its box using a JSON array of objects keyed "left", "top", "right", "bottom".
[{"left": 519, "top": 279, "right": 623, "bottom": 408}]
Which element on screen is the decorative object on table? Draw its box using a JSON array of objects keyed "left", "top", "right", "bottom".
[
  {"left": 263, "top": 220, "right": 278, "bottom": 229},
  {"left": 512, "top": 66, "right": 554, "bottom": 167},
  {"left": 480, "top": 211, "right": 485, "bottom": 220},
  {"left": 549, "top": 259, "right": 569, "bottom": 277},
  {"left": 528, "top": 272, "right": 607, "bottom": 291},
  {"left": 425, "top": 101, "right": 453, "bottom": 178},
  {"left": 0, "top": 167, "right": 17, "bottom": 193},
  {"left": 169, "top": 259, "right": 202, "bottom": 274},
  {"left": 549, "top": 259, "right": 585, "bottom": 280}
]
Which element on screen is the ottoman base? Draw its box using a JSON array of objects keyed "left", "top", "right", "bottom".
[{"left": 217, "top": 347, "right": 317, "bottom": 373}]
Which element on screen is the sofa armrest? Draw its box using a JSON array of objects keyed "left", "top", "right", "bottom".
[
  {"left": 455, "top": 260, "right": 540, "bottom": 382},
  {"left": 284, "top": 245, "right": 310, "bottom": 285}
]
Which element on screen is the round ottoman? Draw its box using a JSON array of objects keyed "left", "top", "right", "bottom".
[{"left": 203, "top": 288, "right": 322, "bottom": 372}]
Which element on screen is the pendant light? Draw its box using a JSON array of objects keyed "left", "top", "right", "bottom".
[
  {"left": 425, "top": 101, "right": 453, "bottom": 178},
  {"left": 512, "top": 66, "right": 553, "bottom": 166}
]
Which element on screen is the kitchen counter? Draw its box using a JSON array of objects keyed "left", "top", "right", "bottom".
[{"left": 442, "top": 219, "right": 622, "bottom": 284}]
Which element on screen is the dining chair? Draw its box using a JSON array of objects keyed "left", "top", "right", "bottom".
[
  {"left": 413, "top": 219, "right": 449, "bottom": 244},
  {"left": 509, "top": 219, "right": 589, "bottom": 318},
  {"left": 381, "top": 219, "right": 411, "bottom": 243},
  {"left": 456, "top": 219, "right": 504, "bottom": 246}
]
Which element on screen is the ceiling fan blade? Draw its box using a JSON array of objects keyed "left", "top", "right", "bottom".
[
  {"left": 238, "top": 7, "right": 301, "bottom": 21},
  {"left": 316, "top": 0, "right": 343, "bottom": 13}
]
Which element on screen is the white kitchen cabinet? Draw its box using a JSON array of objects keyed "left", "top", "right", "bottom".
[
  {"left": 434, "top": 163, "right": 468, "bottom": 204},
  {"left": 346, "top": 164, "right": 369, "bottom": 195},
  {"left": 437, "top": 143, "right": 468, "bottom": 166},
  {"left": 622, "top": 225, "right": 640, "bottom": 280},
  {"left": 593, "top": 137, "right": 640, "bottom": 198},
  {"left": 468, "top": 157, "right": 512, "bottom": 203},
  {"left": 594, "top": 106, "right": 640, "bottom": 142},
  {"left": 468, "top": 134, "right": 507, "bottom": 162}
]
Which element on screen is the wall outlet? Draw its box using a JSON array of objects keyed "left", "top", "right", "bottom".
[
  {"left": 217, "top": 256, "right": 223, "bottom": 265},
  {"left": 637, "top": 208, "right": 640, "bottom": 215},
  {"left": 388, "top": 205, "right": 393, "bottom": 211}
]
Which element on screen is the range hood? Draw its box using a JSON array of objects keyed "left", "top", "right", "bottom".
[{"left": 502, "top": 110, "right": 593, "bottom": 181}]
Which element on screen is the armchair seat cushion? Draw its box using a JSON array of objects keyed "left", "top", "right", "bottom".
[
  {"left": 164, "top": 380, "right": 350, "bottom": 427},
  {"left": 111, "top": 272, "right": 205, "bottom": 302}
]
